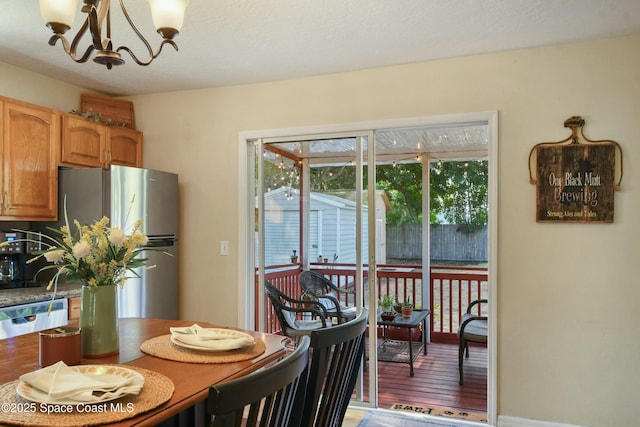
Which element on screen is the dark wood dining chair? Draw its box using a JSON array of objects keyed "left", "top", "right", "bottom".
[
  {"left": 299, "top": 309, "right": 368, "bottom": 427},
  {"left": 298, "top": 270, "right": 357, "bottom": 323},
  {"left": 458, "top": 298, "right": 488, "bottom": 385},
  {"left": 207, "top": 335, "right": 310, "bottom": 427},
  {"left": 265, "top": 281, "right": 329, "bottom": 340}
]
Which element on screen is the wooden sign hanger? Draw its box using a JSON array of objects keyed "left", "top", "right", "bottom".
[{"left": 528, "top": 116, "right": 623, "bottom": 223}]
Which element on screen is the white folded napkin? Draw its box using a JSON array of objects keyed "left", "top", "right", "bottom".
[
  {"left": 170, "top": 324, "right": 255, "bottom": 350},
  {"left": 19, "top": 361, "right": 139, "bottom": 402}
]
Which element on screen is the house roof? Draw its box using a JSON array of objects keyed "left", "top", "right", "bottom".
[{"left": 263, "top": 187, "right": 371, "bottom": 211}]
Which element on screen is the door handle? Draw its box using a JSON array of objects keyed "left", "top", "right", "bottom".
[{"left": 12, "top": 315, "right": 36, "bottom": 324}]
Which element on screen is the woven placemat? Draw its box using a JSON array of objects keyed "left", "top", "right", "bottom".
[
  {"left": 0, "top": 365, "right": 174, "bottom": 427},
  {"left": 140, "top": 334, "right": 266, "bottom": 363}
]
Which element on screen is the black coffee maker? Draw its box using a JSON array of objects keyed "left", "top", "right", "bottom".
[{"left": 0, "top": 231, "right": 37, "bottom": 289}]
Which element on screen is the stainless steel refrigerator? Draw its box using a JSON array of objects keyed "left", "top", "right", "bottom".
[{"left": 44, "top": 166, "right": 179, "bottom": 319}]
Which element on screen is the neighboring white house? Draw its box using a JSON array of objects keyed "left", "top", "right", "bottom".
[{"left": 258, "top": 187, "right": 389, "bottom": 266}]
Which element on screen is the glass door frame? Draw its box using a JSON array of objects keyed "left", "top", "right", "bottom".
[
  {"left": 253, "top": 131, "right": 375, "bottom": 406},
  {"left": 237, "top": 111, "right": 498, "bottom": 422}
]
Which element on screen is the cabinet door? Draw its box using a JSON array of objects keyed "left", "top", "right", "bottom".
[
  {"left": 108, "top": 127, "right": 143, "bottom": 167},
  {"left": 60, "top": 113, "right": 106, "bottom": 168},
  {"left": 1, "top": 99, "right": 59, "bottom": 220},
  {"left": 68, "top": 297, "right": 81, "bottom": 320}
]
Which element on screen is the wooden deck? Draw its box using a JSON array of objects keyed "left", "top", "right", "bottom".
[{"left": 363, "top": 341, "right": 487, "bottom": 416}]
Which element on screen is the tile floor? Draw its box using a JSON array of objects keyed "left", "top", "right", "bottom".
[{"left": 342, "top": 408, "right": 368, "bottom": 426}]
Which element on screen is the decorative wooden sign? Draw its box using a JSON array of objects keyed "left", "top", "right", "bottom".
[{"left": 528, "top": 116, "right": 623, "bottom": 223}]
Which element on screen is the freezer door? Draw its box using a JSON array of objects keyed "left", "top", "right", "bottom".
[
  {"left": 109, "top": 166, "right": 179, "bottom": 237},
  {"left": 57, "top": 168, "right": 107, "bottom": 225},
  {"left": 117, "top": 238, "right": 178, "bottom": 319}
]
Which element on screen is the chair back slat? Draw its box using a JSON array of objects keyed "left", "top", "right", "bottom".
[
  {"left": 300, "top": 309, "right": 368, "bottom": 427},
  {"left": 208, "top": 336, "right": 311, "bottom": 427}
]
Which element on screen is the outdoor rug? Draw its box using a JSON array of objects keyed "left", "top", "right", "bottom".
[
  {"left": 391, "top": 403, "right": 487, "bottom": 422},
  {"left": 357, "top": 410, "right": 464, "bottom": 427}
]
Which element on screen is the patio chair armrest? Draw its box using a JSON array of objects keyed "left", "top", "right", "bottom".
[
  {"left": 326, "top": 281, "right": 356, "bottom": 295},
  {"left": 461, "top": 299, "right": 488, "bottom": 334},
  {"left": 282, "top": 304, "right": 328, "bottom": 327},
  {"left": 340, "top": 284, "right": 356, "bottom": 294},
  {"left": 285, "top": 298, "right": 329, "bottom": 320},
  {"left": 466, "top": 298, "right": 487, "bottom": 314},
  {"left": 459, "top": 313, "right": 488, "bottom": 332},
  {"left": 315, "top": 293, "right": 356, "bottom": 323}
]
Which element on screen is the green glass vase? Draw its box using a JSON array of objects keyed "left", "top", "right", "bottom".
[{"left": 79, "top": 285, "right": 119, "bottom": 358}]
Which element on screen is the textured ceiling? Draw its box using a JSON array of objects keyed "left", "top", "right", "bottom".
[{"left": 0, "top": 0, "right": 639, "bottom": 96}]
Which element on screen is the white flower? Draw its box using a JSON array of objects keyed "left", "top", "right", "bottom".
[
  {"left": 44, "top": 249, "right": 65, "bottom": 263},
  {"left": 109, "top": 228, "right": 126, "bottom": 246},
  {"left": 72, "top": 240, "right": 91, "bottom": 259}
]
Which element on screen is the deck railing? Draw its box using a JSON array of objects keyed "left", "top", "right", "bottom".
[
  {"left": 430, "top": 266, "right": 488, "bottom": 342},
  {"left": 257, "top": 263, "right": 488, "bottom": 342}
]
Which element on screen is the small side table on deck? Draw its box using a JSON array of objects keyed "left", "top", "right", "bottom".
[{"left": 378, "top": 309, "right": 430, "bottom": 376}]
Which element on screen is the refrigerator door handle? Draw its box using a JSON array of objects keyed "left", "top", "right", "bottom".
[{"left": 144, "top": 236, "right": 177, "bottom": 248}]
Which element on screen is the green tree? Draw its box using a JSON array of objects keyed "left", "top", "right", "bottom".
[
  {"left": 309, "top": 165, "right": 355, "bottom": 191},
  {"left": 430, "top": 160, "right": 488, "bottom": 231},
  {"left": 375, "top": 163, "right": 423, "bottom": 225},
  {"left": 262, "top": 155, "right": 488, "bottom": 231},
  {"left": 373, "top": 160, "right": 488, "bottom": 230}
]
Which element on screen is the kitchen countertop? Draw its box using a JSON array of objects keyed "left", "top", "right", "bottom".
[{"left": 0, "top": 282, "right": 81, "bottom": 308}]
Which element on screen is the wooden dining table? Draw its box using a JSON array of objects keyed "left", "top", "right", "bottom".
[{"left": 0, "top": 318, "right": 287, "bottom": 427}]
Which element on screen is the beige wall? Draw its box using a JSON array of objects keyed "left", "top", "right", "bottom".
[
  {"left": 0, "top": 62, "right": 89, "bottom": 113},
  {"left": 2, "top": 33, "right": 639, "bottom": 426}
]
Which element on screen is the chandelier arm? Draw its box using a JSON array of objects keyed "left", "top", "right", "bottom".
[
  {"left": 117, "top": 40, "right": 178, "bottom": 66},
  {"left": 69, "top": 17, "right": 91, "bottom": 54},
  {"left": 118, "top": 0, "right": 154, "bottom": 57},
  {"left": 94, "top": 0, "right": 111, "bottom": 36},
  {"left": 48, "top": 35, "right": 96, "bottom": 64},
  {"left": 87, "top": 5, "right": 106, "bottom": 50}
]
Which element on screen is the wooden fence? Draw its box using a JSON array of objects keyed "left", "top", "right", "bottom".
[{"left": 386, "top": 224, "right": 488, "bottom": 262}]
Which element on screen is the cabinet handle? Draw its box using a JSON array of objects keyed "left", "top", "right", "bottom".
[{"left": 4, "top": 191, "right": 8, "bottom": 210}]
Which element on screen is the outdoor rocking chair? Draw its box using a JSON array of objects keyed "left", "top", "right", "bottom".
[
  {"left": 265, "top": 281, "right": 329, "bottom": 340},
  {"left": 299, "top": 270, "right": 357, "bottom": 324},
  {"left": 457, "top": 298, "right": 488, "bottom": 385}
]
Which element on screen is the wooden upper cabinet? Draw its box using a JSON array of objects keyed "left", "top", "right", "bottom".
[
  {"left": 60, "top": 113, "right": 106, "bottom": 167},
  {"left": 1, "top": 97, "right": 59, "bottom": 220},
  {"left": 108, "top": 127, "right": 143, "bottom": 168},
  {"left": 60, "top": 113, "right": 142, "bottom": 168}
]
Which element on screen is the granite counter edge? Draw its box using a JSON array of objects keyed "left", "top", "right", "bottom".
[{"left": 0, "top": 284, "right": 82, "bottom": 308}]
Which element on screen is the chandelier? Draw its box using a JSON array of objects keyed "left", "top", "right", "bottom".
[{"left": 39, "top": 0, "right": 190, "bottom": 69}]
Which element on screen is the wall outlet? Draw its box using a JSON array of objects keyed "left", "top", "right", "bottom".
[{"left": 220, "top": 240, "right": 229, "bottom": 256}]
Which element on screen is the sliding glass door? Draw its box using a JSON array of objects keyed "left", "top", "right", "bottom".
[
  {"left": 253, "top": 132, "right": 374, "bottom": 405},
  {"left": 243, "top": 112, "right": 496, "bottom": 421}
]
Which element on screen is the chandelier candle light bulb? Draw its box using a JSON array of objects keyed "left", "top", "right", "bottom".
[
  {"left": 39, "top": 0, "right": 80, "bottom": 33},
  {"left": 147, "top": 0, "right": 189, "bottom": 39}
]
